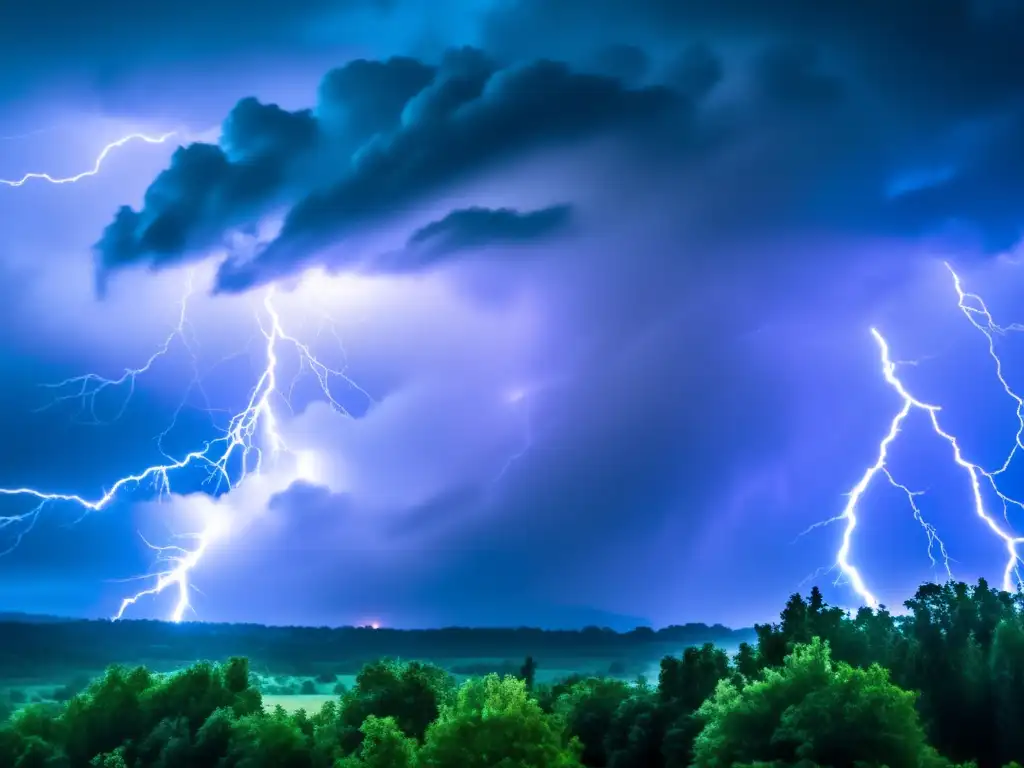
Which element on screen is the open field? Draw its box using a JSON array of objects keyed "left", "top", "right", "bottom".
[{"left": 264, "top": 694, "right": 338, "bottom": 713}]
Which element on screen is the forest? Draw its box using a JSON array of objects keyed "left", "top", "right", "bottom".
[
  {"left": 0, "top": 616, "right": 750, "bottom": 679},
  {"left": 2, "top": 578, "right": 1023, "bottom": 768}
]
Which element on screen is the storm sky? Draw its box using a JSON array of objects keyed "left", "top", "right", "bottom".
[{"left": 3, "top": 0, "right": 1024, "bottom": 629}]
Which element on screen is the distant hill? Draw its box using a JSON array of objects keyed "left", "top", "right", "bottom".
[
  {"left": 0, "top": 615, "right": 756, "bottom": 680},
  {"left": 0, "top": 611, "right": 73, "bottom": 624}
]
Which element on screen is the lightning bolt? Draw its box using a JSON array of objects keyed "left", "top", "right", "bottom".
[
  {"left": 0, "top": 282, "right": 371, "bottom": 622},
  {"left": 38, "top": 273, "right": 202, "bottom": 426},
  {"left": 816, "top": 263, "right": 1024, "bottom": 608},
  {"left": 0, "top": 132, "right": 177, "bottom": 187},
  {"left": 493, "top": 388, "right": 534, "bottom": 486}
]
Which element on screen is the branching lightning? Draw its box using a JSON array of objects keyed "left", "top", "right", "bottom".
[
  {"left": 0, "top": 126, "right": 376, "bottom": 623},
  {"left": 38, "top": 273, "right": 203, "bottom": 426},
  {"left": 0, "top": 132, "right": 177, "bottom": 187},
  {"left": 815, "top": 263, "right": 1024, "bottom": 608},
  {"left": 0, "top": 281, "right": 371, "bottom": 622}
]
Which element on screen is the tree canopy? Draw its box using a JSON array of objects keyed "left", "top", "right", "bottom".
[{"left": 2, "top": 578, "right": 1024, "bottom": 767}]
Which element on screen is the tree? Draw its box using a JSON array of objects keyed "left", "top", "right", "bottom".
[
  {"left": 222, "top": 709, "right": 313, "bottom": 768},
  {"left": 603, "top": 686, "right": 662, "bottom": 768},
  {"left": 989, "top": 618, "right": 1024, "bottom": 765},
  {"left": 657, "top": 643, "right": 732, "bottom": 768},
  {"left": 520, "top": 656, "right": 538, "bottom": 691},
  {"left": 337, "top": 659, "right": 455, "bottom": 754},
  {"left": 556, "top": 678, "right": 632, "bottom": 766},
  {"left": 338, "top": 716, "right": 417, "bottom": 768},
  {"left": 733, "top": 642, "right": 761, "bottom": 681},
  {"left": 692, "top": 638, "right": 947, "bottom": 768},
  {"left": 419, "top": 675, "right": 582, "bottom": 768}
]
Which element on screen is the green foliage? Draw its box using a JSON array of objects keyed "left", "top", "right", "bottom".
[
  {"left": 337, "top": 715, "right": 418, "bottom": 768},
  {"left": 4, "top": 579, "right": 1024, "bottom": 767},
  {"left": 692, "top": 637, "right": 941, "bottom": 768},
  {"left": 336, "top": 659, "right": 455, "bottom": 753},
  {"left": 603, "top": 686, "right": 661, "bottom": 768},
  {"left": 419, "top": 674, "right": 582, "bottom": 768},
  {"left": 53, "top": 676, "right": 91, "bottom": 704},
  {"left": 222, "top": 709, "right": 313, "bottom": 768},
  {"left": 534, "top": 673, "right": 587, "bottom": 714},
  {"left": 556, "top": 677, "right": 632, "bottom": 766}
]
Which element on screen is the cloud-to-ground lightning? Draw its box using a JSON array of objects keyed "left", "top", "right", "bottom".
[
  {"left": 0, "top": 132, "right": 177, "bottom": 187},
  {"left": 492, "top": 387, "right": 534, "bottom": 486},
  {"left": 814, "top": 263, "right": 1024, "bottom": 608},
  {"left": 0, "top": 282, "right": 371, "bottom": 622}
]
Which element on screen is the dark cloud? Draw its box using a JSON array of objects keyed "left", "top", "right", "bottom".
[
  {"left": 752, "top": 42, "right": 844, "bottom": 108},
  {"left": 662, "top": 44, "right": 722, "bottom": 101},
  {"left": 482, "top": 0, "right": 1024, "bottom": 115},
  {"left": 588, "top": 44, "right": 650, "bottom": 84},
  {"left": 94, "top": 99, "right": 318, "bottom": 282},
  {"left": 91, "top": 1, "right": 1024, "bottom": 297},
  {"left": 218, "top": 59, "right": 676, "bottom": 292},
  {"left": 94, "top": 52, "right": 681, "bottom": 293},
  {"left": 0, "top": 0, "right": 447, "bottom": 109},
  {"left": 380, "top": 204, "right": 574, "bottom": 269},
  {"left": 211, "top": 62, "right": 680, "bottom": 290},
  {"left": 93, "top": 55, "right": 431, "bottom": 278},
  {"left": 316, "top": 56, "right": 438, "bottom": 140},
  {"left": 885, "top": 112, "right": 1024, "bottom": 254},
  {"left": 474, "top": 0, "right": 1024, "bottom": 253}
]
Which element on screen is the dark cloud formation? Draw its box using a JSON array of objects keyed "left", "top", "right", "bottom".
[
  {"left": 662, "top": 44, "right": 722, "bottom": 102},
  {"left": 217, "top": 59, "right": 677, "bottom": 291},
  {"left": 886, "top": 114, "right": 1024, "bottom": 254},
  {"left": 475, "top": 0, "right": 1024, "bottom": 251},
  {"left": 752, "top": 43, "right": 844, "bottom": 109},
  {"left": 0, "top": 0, "right": 443, "bottom": 111},
  {"left": 483, "top": 0, "right": 1024, "bottom": 109},
  {"left": 94, "top": 51, "right": 679, "bottom": 293},
  {"left": 588, "top": 45, "right": 650, "bottom": 84},
  {"left": 94, "top": 100, "right": 319, "bottom": 294},
  {"left": 316, "top": 56, "right": 438, "bottom": 139},
  {"left": 390, "top": 205, "right": 573, "bottom": 268},
  {"left": 94, "top": 1, "right": 1024, "bottom": 298}
]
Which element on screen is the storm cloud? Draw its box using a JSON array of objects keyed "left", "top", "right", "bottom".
[
  {"left": 94, "top": 0, "right": 1024, "bottom": 299},
  {"left": 94, "top": 51, "right": 681, "bottom": 292},
  {"left": 7, "top": 0, "right": 1024, "bottom": 627}
]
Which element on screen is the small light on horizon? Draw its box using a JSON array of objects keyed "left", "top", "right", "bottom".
[{"left": 371, "top": 621, "right": 380, "bottom": 630}]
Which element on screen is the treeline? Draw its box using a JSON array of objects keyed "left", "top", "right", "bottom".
[
  {"left": 2, "top": 578, "right": 1024, "bottom": 767},
  {"left": 0, "top": 618, "right": 751, "bottom": 678}
]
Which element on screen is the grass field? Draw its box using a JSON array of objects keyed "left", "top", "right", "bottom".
[{"left": 264, "top": 694, "right": 338, "bottom": 713}]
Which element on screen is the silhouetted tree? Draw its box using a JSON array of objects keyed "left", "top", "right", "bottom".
[{"left": 520, "top": 656, "right": 538, "bottom": 690}]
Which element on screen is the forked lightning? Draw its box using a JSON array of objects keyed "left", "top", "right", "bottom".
[
  {"left": 0, "top": 284, "right": 369, "bottom": 622},
  {"left": 818, "top": 263, "right": 1024, "bottom": 607}
]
